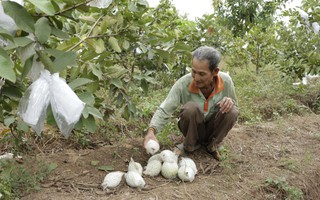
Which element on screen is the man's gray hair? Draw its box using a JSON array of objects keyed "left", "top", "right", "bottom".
[{"left": 192, "top": 46, "right": 221, "bottom": 71}]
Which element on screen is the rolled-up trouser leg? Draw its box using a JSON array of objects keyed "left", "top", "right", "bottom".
[
  {"left": 205, "top": 105, "right": 239, "bottom": 151},
  {"left": 178, "top": 102, "right": 205, "bottom": 152}
]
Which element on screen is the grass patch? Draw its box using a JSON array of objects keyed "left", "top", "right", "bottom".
[
  {"left": 0, "top": 157, "right": 57, "bottom": 198},
  {"left": 262, "top": 177, "right": 303, "bottom": 200},
  {"left": 227, "top": 64, "right": 319, "bottom": 123},
  {"left": 278, "top": 158, "right": 300, "bottom": 172}
]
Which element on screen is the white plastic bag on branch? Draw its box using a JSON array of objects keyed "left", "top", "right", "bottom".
[
  {"left": 50, "top": 73, "right": 85, "bottom": 138},
  {"left": 29, "top": 59, "right": 45, "bottom": 82},
  {"left": 88, "top": 0, "right": 112, "bottom": 8},
  {"left": 18, "top": 70, "right": 51, "bottom": 135}
]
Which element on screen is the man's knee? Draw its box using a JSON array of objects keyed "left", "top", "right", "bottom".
[
  {"left": 225, "top": 106, "right": 239, "bottom": 123},
  {"left": 179, "top": 102, "right": 203, "bottom": 122},
  {"left": 181, "top": 102, "right": 200, "bottom": 115}
]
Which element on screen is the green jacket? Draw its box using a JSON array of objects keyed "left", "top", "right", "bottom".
[{"left": 149, "top": 72, "right": 238, "bottom": 133}]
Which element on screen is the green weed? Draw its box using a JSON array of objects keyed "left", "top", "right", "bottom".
[
  {"left": 263, "top": 177, "right": 303, "bottom": 200},
  {"left": 231, "top": 64, "right": 317, "bottom": 123},
  {"left": 278, "top": 159, "right": 300, "bottom": 172},
  {"left": 218, "top": 146, "right": 236, "bottom": 170},
  {"left": 0, "top": 158, "right": 57, "bottom": 198},
  {"left": 312, "top": 132, "right": 320, "bottom": 141},
  {"left": 157, "top": 121, "right": 179, "bottom": 146}
]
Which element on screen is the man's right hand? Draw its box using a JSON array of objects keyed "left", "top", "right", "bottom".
[{"left": 143, "top": 128, "right": 158, "bottom": 149}]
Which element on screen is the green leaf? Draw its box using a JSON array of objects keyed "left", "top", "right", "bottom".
[
  {"left": 2, "top": 1, "right": 35, "bottom": 33},
  {"left": 92, "top": 65, "right": 102, "bottom": 80},
  {"left": 4, "top": 37, "right": 33, "bottom": 50},
  {"left": 0, "top": 47, "right": 16, "bottom": 82},
  {"left": 86, "top": 81, "right": 100, "bottom": 93},
  {"left": 56, "top": 37, "right": 79, "bottom": 51},
  {"left": 53, "top": 53, "right": 77, "bottom": 70},
  {"left": 105, "top": 64, "right": 128, "bottom": 79},
  {"left": 0, "top": 105, "right": 3, "bottom": 121},
  {"left": 47, "top": 163, "right": 58, "bottom": 172},
  {"left": 1, "top": 85, "right": 23, "bottom": 100},
  {"left": 20, "top": 55, "right": 34, "bottom": 80},
  {"left": 128, "top": 2, "right": 138, "bottom": 12},
  {"left": 122, "top": 40, "right": 130, "bottom": 50},
  {"left": 82, "top": 106, "right": 89, "bottom": 118},
  {"left": 68, "top": 78, "right": 93, "bottom": 90},
  {"left": 0, "top": 27, "right": 14, "bottom": 42},
  {"left": 35, "top": 17, "right": 51, "bottom": 44},
  {"left": 110, "top": 78, "right": 124, "bottom": 89},
  {"left": 45, "top": 49, "right": 77, "bottom": 71},
  {"left": 81, "top": 50, "right": 99, "bottom": 61},
  {"left": 141, "top": 79, "right": 148, "bottom": 94},
  {"left": 27, "top": 0, "right": 55, "bottom": 16},
  {"left": 78, "top": 15, "right": 96, "bottom": 23},
  {"left": 16, "top": 120, "right": 29, "bottom": 132},
  {"left": 108, "top": 37, "right": 121, "bottom": 53},
  {"left": 98, "top": 165, "right": 114, "bottom": 172},
  {"left": 173, "top": 42, "right": 192, "bottom": 52},
  {"left": 4, "top": 116, "right": 15, "bottom": 127},
  {"left": 87, "top": 106, "right": 103, "bottom": 119},
  {"left": 51, "top": 27, "right": 70, "bottom": 39},
  {"left": 90, "top": 160, "right": 100, "bottom": 166},
  {"left": 137, "top": 0, "right": 149, "bottom": 7},
  {"left": 1, "top": 98, "right": 13, "bottom": 112},
  {"left": 86, "top": 38, "right": 106, "bottom": 54},
  {"left": 83, "top": 115, "right": 97, "bottom": 133},
  {"left": 69, "top": 65, "right": 81, "bottom": 80},
  {"left": 78, "top": 92, "right": 95, "bottom": 105},
  {"left": 16, "top": 42, "right": 36, "bottom": 65},
  {"left": 123, "top": 104, "right": 130, "bottom": 120},
  {"left": 36, "top": 50, "right": 56, "bottom": 72}
]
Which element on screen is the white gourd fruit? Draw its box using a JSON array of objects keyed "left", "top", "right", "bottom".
[
  {"left": 146, "top": 139, "right": 160, "bottom": 155},
  {"left": 161, "top": 161, "right": 178, "bottom": 179},
  {"left": 101, "top": 171, "right": 125, "bottom": 190},
  {"left": 179, "top": 157, "right": 198, "bottom": 174},
  {"left": 128, "top": 157, "right": 143, "bottom": 175},
  {"left": 160, "top": 149, "right": 178, "bottom": 163},
  {"left": 147, "top": 153, "right": 162, "bottom": 163},
  {"left": 143, "top": 159, "right": 162, "bottom": 177},
  {"left": 125, "top": 171, "right": 146, "bottom": 188},
  {"left": 178, "top": 165, "right": 195, "bottom": 182}
]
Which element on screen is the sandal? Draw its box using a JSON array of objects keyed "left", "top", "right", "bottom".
[{"left": 206, "top": 149, "right": 222, "bottom": 161}]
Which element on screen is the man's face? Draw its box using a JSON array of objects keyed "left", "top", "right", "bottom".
[{"left": 191, "top": 58, "right": 217, "bottom": 90}]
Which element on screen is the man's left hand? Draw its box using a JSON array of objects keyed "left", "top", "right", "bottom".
[{"left": 217, "top": 97, "right": 234, "bottom": 113}]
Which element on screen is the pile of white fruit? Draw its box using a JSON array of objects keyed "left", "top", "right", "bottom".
[{"left": 101, "top": 139, "right": 198, "bottom": 190}]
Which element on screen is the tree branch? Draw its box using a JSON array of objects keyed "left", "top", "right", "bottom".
[
  {"left": 54, "top": 0, "right": 94, "bottom": 16},
  {"left": 67, "top": 15, "right": 104, "bottom": 52}
]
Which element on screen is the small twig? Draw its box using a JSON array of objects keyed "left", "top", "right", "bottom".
[
  {"left": 76, "top": 182, "right": 100, "bottom": 188},
  {"left": 204, "top": 162, "right": 219, "bottom": 174},
  {"left": 183, "top": 182, "right": 193, "bottom": 200},
  {"left": 155, "top": 181, "right": 172, "bottom": 188},
  {"left": 77, "top": 187, "right": 92, "bottom": 191},
  {"left": 0, "top": 77, "right": 5, "bottom": 91},
  {"left": 71, "top": 182, "right": 80, "bottom": 193},
  {"left": 9, "top": 126, "right": 18, "bottom": 140},
  {"left": 53, "top": 0, "right": 94, "bottom": 16},
  {"left": 200, "top": 162, "right": 205, "bottom": 174},
  {"left": 34, "top": 142, "right": 44, "bottom": 154},
  {"left": 173, "top": 193, "right": 184, "bottom": 199},
  {"left": 67, "top": 15, "right": 104, "bottom": 52},
  {"left": 113, "top": 151, "right": 127, "bottom": 163},
  {"left": 235, "top": 182, "right": 256, "bottom": 199},
  {"left": 174, "top": 189, "right": 184, "bottom": 196}
]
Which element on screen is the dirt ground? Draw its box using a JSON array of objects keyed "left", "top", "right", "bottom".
[{"left": 11, "top": 113, "right": 320, "bottom": 200}]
